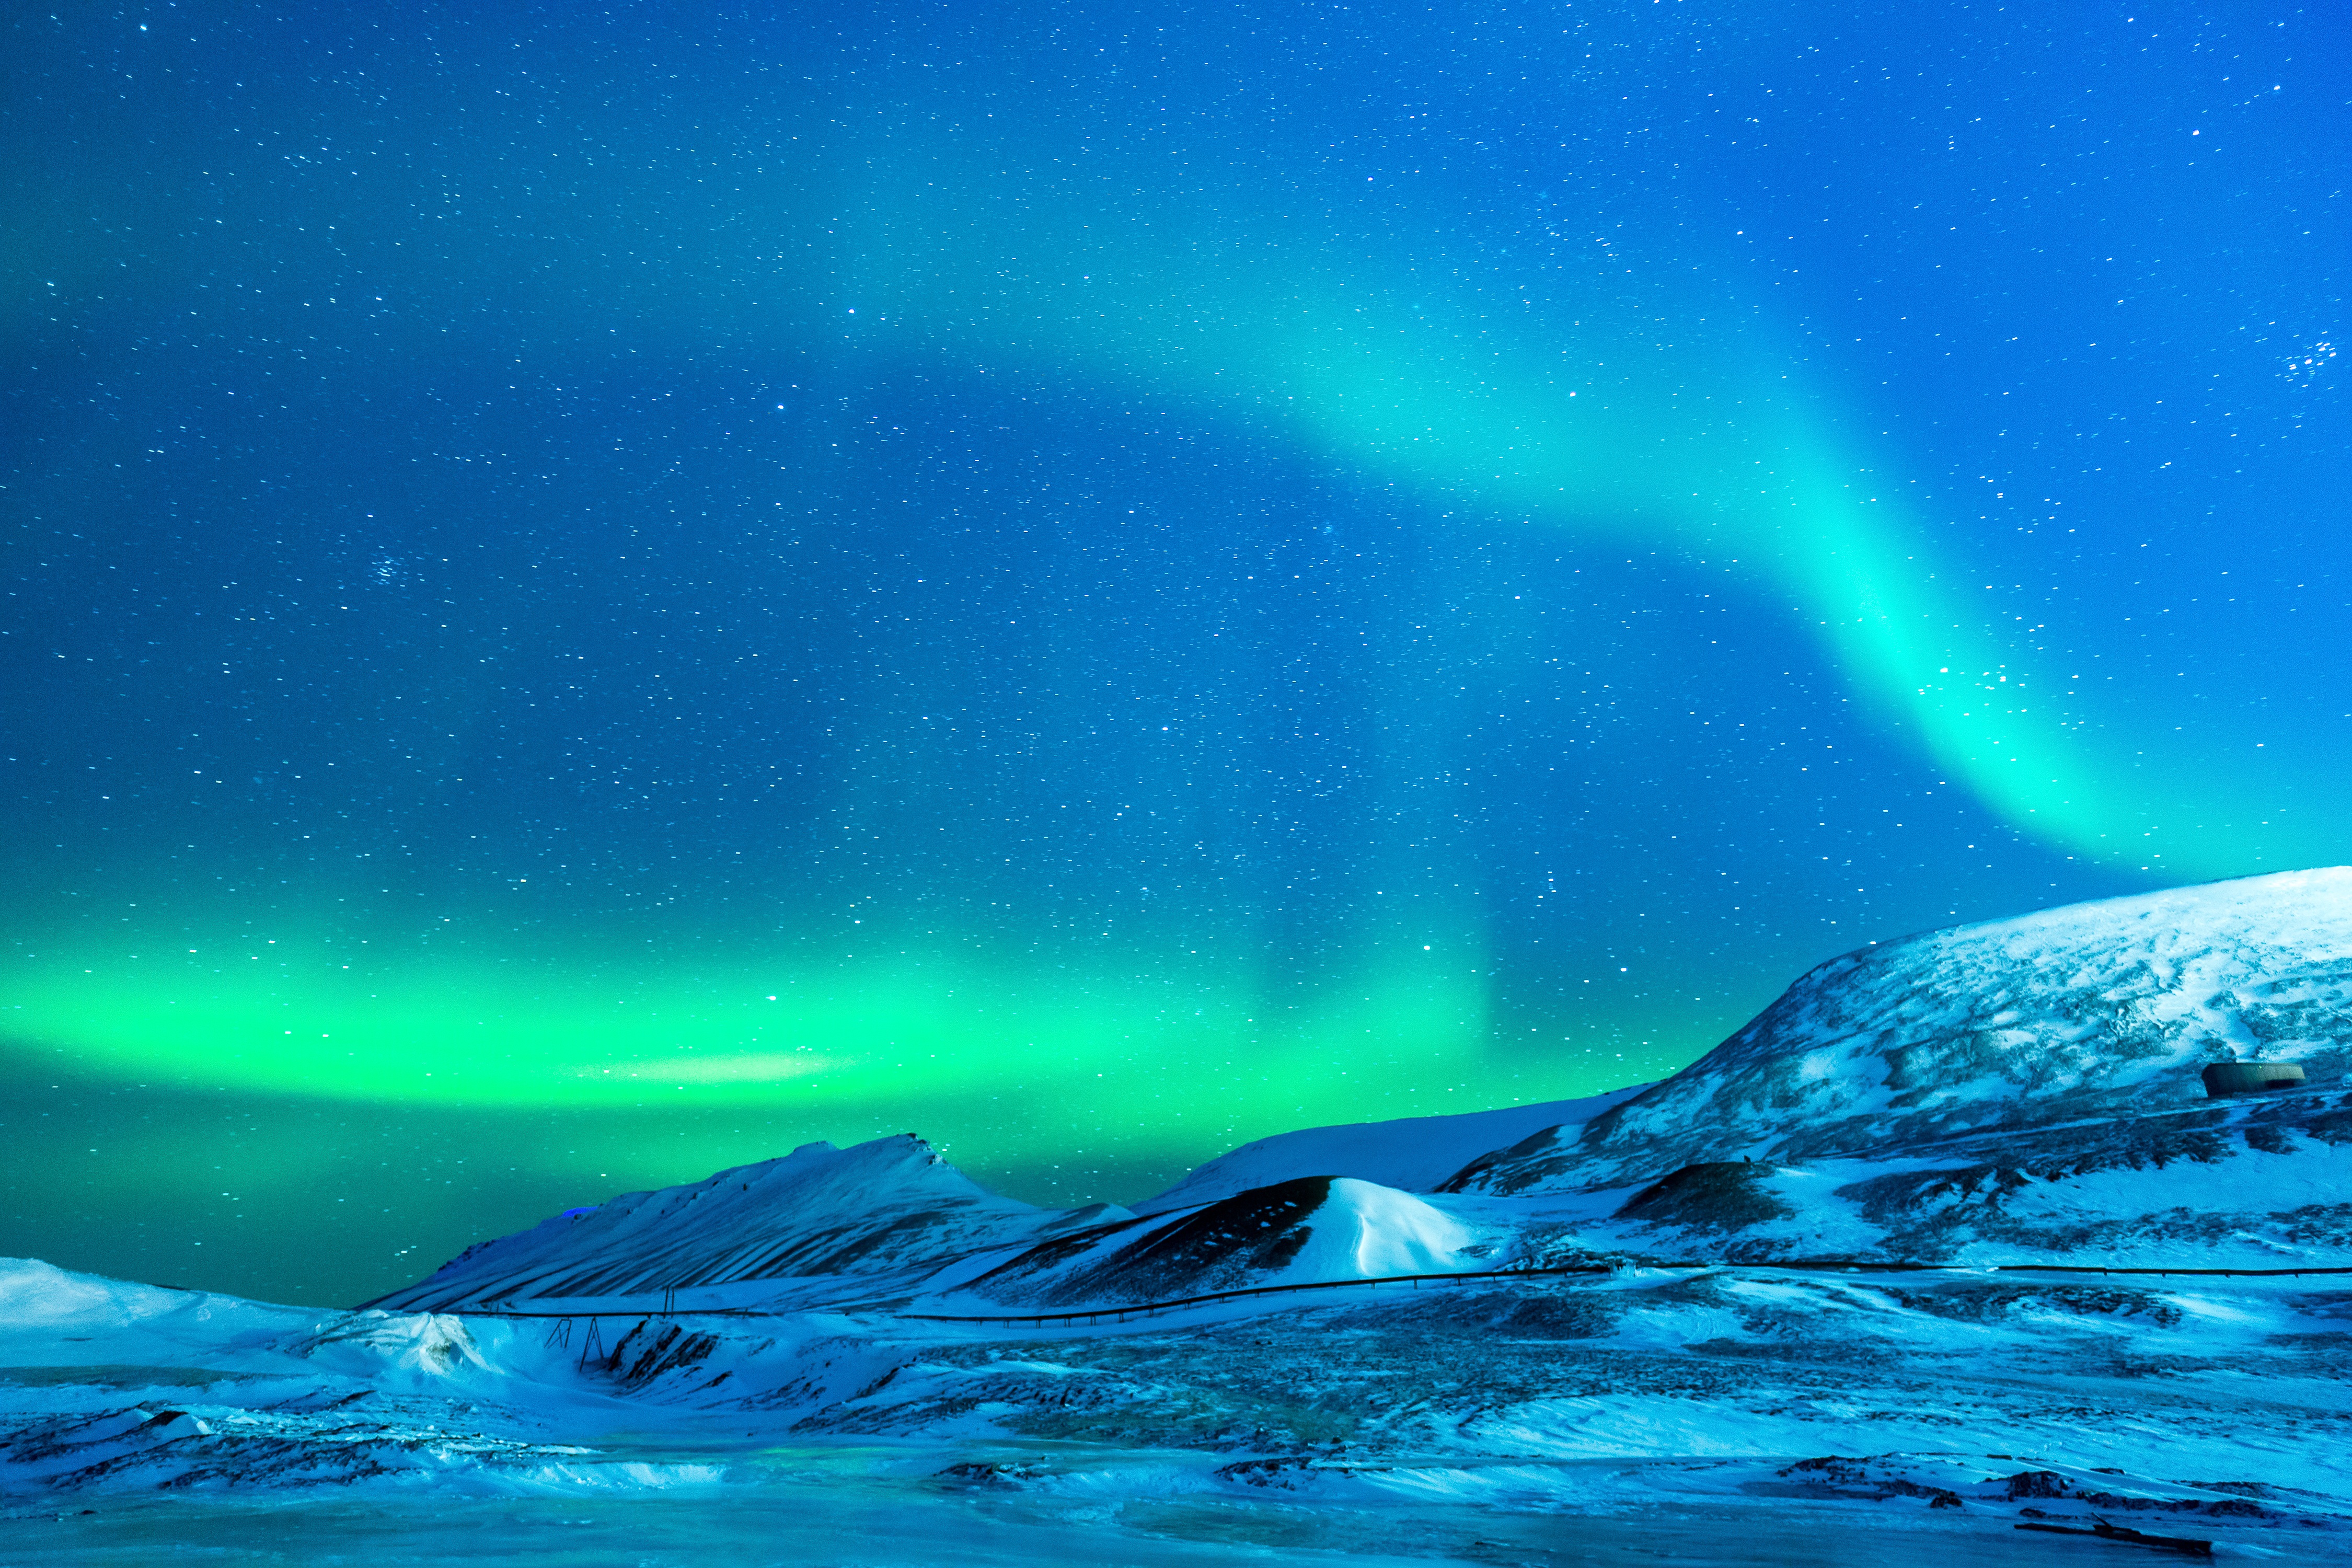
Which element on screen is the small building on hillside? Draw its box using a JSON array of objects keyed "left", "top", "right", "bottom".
[{"left": 2201, "top": 1061, "right": 2308, "bottom": 1098}]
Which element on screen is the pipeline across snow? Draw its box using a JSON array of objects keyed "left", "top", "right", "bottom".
[{"left": 894, "top": 1256, "right": 2352, "bottom": 1329}]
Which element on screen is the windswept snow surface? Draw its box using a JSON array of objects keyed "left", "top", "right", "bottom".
[
  {"left": 10, "top": 871, "right": 2352, "bottom": 1558},
  {"left": 6, "top": 1254, "right": 2350, "bottom": 1562},
  {"left": 0, "top": 1258, "right": 655, "bottom": 1494}
]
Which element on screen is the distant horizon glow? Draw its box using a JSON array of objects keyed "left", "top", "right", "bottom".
[{"left": 9, "top": 928, "right": 1699, "bottom": 1130}]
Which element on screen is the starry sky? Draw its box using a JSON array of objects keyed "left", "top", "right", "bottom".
[{"left": 4, "top": 0, "right": 2345, "bottom": 1308}]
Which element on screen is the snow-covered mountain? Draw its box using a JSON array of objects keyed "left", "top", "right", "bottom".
[
  {"left": 1448, "top": 867, "right": 2352, "bottom": 1198},
  {"left": 365, "top": 1134, "right": 1127, "bottom": 1313},
  {"left": 368, "top": 868, "right": 2352, "bottom": 1314},
  {"left": 0, "top": 1256, "right": 619, "bottom": 1493}
]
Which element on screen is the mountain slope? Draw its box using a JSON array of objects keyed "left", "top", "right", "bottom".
[
  {"left": 1448, "top": 867, "right": 2352, "bottom": 1198},
  {"left": 365, "top": 1134, "right": 1117, "bottom": 1312}
]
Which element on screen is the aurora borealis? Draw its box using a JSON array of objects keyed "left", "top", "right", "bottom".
[{"left": 5, "top": 0, "right": 2347, "bottom": 1307}]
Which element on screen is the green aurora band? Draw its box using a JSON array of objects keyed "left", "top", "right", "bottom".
[{"left": 5, "top": 12, "right": 2334, "bottom": 1209}]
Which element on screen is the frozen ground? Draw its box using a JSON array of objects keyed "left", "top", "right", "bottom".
[
  {"left": 3, "top": 1255, "right": 2348, "bottom": 1562},
  {"left": 0, "top": 1470, "right": 2234, "bottom": 1568}
]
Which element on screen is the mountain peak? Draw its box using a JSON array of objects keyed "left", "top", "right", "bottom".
[
  {"left": 364, "top": 1133, "right": 1057, "bottom": 1312},
  {"left": 1451, "top": 867, "right": 2352, "bottom": 1195}
]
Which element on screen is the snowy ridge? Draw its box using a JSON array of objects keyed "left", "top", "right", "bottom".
[
  {"left": 365, "top": 1134, "right": 1117, "bottom": 1313},
  {"left": 1449, "top": 867, "right": 2352, "bottom": 1196},
  {"left": 0, "top": 1257, "right": 665, "bottom": 1494}
]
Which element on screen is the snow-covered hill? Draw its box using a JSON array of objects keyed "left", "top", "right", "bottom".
[
  {"left": 0, "top": 1256, "right": 630, "bottom": 1493},
  {"left": 365, "top": 1134, "right": 1126, "bottom": 1313},
  {"left": 1448, "top": 867, "right": 2352, "bottom": 1198},
  {"left": 947, "top": 1176, "right": 1492, "bottom": 1308}
]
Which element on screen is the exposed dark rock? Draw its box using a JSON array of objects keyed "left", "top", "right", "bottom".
[
  {"left": 1616, "top": 1163, "right": 1793, "bottom": 1232},
  {"left": 967, "top": 1178, "right": 1332, "bottom": 1307}
]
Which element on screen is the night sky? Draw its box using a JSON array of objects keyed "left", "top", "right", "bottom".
[{"left": 5, "top": 0, "right": 2345, "bottom": 1308}]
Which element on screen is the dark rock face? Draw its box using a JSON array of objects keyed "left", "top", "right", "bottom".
[
  {"left": 2203, "top": 1062, "right": 2308, "bottom": 1096},
  {"left": 1615, "top": 1164, "right": 1793, "bottom": 1233},
  {"left": 1439, "top": 1125, "right": 1575, "bottom": 1196},
  {"left": 967, "top": 1178, "right": 1334, "bottom": 1307}
]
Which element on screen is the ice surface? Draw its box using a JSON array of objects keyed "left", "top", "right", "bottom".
[{"left": 0, "top": 1470, "right": 2193, "bottom": 1567}]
